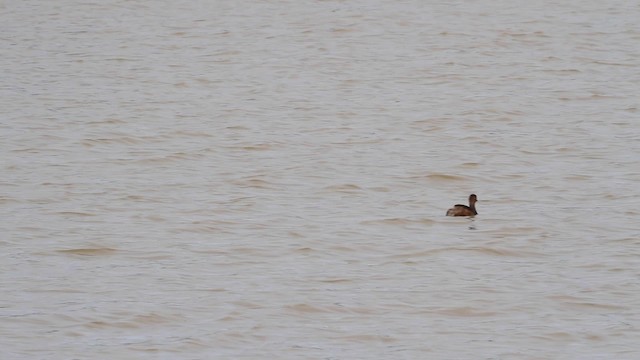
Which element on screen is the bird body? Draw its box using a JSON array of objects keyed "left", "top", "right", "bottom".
[{"left": 446, "top": 194, "right": 478, "bottom": 217}]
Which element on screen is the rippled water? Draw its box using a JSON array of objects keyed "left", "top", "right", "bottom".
[{"left": 2, "top": 1, "right": 640, "bottom": 359}]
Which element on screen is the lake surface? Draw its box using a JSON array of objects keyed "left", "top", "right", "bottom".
[{"left": 2, "top": 1, "right": 639, "bottom": 359}]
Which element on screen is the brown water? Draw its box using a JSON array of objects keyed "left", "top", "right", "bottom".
[{"left": 2, "top": 1, "right": 640, "bottom": 359}]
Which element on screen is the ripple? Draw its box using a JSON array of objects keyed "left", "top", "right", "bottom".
[
  {"left": 412, "top": 173, "right": 467, "bottom": 182},
  {"left": 53, "top": 211, "right": 96, "bottom": 217},
  {"left": 386, "top": 246, "right": 539, "bottom": 259},
  {"left": 231, "top": 177, "right": 276, "bottom": 189},
  {"left": 361, "top": 218, "right": 436, "bottom": 226},
  {"left": 286, "top": 303, "right": 331, "bottom": 313},
  {"left": 432, "top": 307, "right": 497, "bottom": 317},
  {"left": 56, "top": 247, "right": 118, "bottom": 256},
  {"left": 323, "top": 183, "right": 363, "bottom": 192}
]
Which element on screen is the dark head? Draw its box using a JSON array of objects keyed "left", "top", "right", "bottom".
[{"left": 469, "top": 194, "right": 478, "bottom": 206}]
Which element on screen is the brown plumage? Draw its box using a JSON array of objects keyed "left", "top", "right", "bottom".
[{"left": 446, "top": 194, "right": 478, "bottom": 217}]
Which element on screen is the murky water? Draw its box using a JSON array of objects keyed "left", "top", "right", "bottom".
[{"left": 2, "top": 1, "right": 640, "bottom": 359}]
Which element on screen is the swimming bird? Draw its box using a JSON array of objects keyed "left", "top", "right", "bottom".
[{"left": 446, "top": 194, "right": 478, "bottom": 216}]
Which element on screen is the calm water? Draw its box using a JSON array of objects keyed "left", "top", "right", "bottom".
[{"left": 2, "top": 1, "right": 640, "bottom": 359}]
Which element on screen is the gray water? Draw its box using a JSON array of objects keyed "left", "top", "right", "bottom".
[{"left": 2, "top": 1, "right": 640, "bottom": 359}]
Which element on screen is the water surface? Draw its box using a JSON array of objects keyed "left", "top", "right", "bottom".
[{"left": 2, "top": 1, "right": 640, "bottom": 359}]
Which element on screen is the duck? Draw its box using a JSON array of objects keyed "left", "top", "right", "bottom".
[{"left": 446, "top": 194, "right": 478, "bottom": 216}]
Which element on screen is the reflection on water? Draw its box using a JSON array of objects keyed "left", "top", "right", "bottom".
[
  {"left": 468, "top": 218, "right": 477, "bottom": 231},
  {"left": 2, "top": 0, "right": 640, "bottom": 359}
]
